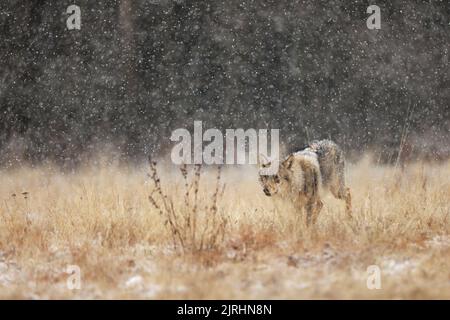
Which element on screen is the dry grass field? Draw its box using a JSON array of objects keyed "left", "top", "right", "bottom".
[{"left": 0, "top": 156, "right": 449, "bottom": 299}]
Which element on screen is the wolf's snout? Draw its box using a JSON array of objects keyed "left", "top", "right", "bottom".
[{"left": 263, "top": 187, "right": 271, "bottom": 196}]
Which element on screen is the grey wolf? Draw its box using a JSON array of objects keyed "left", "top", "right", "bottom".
[{"left": 259, "top": 139, "right": 352, "bottom": 225}]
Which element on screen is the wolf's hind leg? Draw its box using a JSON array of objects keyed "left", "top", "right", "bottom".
[
  {"left": 330, "top": 183, "right": 352, "bottom": 218},
  {"left": 311, "top": 198, "right": 323, "bottom": 225},
  {"left": 343, "top": 187, "right": 352, "bottom": 218}
]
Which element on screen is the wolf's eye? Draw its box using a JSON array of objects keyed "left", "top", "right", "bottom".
[{"left": 274, "top": 175, "right": 280, "bottom": 183}]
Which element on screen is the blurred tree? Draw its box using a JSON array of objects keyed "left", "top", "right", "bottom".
[{"left": 0, "top": 0, "right": 448, "bottom": 166}]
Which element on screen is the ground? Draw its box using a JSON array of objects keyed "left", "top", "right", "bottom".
[{"left": 0, "top": 156, "right": 449, "bottom": 299}]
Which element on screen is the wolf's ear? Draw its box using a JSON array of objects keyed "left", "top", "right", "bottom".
[
  {"left": 258, "top": 153, "right": 269, "bottom": 166},
  {"left": 283, "top": 155, "right": 294, "bottom": 170}
]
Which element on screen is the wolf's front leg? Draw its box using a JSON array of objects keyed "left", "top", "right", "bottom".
[{"left": 305, "top": 198, "right": 323, "bottom": 226}]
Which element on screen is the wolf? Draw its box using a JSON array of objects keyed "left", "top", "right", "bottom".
[{"left": 259, "top": 139, "right": 352, "bottom": 225}]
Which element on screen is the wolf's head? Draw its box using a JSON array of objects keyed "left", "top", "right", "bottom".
[{"left": 258, "top": 155, "right": 294, "bottom": 197}]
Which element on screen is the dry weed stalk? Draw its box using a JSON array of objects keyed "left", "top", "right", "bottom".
[{"left": 148, "top": 161, "right": 227, "bottom": 253}]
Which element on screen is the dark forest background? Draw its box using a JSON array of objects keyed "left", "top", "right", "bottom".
[{"left": 0, "top": 0, "right": 449, "bottom": 167}]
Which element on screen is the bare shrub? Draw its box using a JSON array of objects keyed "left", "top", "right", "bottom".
[{"left": 148, "top": 161, "right": 228, "bottom": 253}]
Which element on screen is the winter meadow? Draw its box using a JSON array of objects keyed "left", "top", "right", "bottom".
[{"left": 0, "top": 1, "right": 449, "bottom": 299}]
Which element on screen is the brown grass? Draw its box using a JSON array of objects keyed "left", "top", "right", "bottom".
[{"left": 0, "top": 156, "right": 449, "bottom": 299}]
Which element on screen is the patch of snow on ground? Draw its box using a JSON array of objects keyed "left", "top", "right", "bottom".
[
  {"left": 125, "top": 275, "right": 144, "bottom": 288},
  {"left": 382, "top": 259, "right": 417, "bottom": 275},
  {"left": 426, "top": 235, "right": 450, "bottom": 248}
]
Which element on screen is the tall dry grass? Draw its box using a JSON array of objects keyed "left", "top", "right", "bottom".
[{"left": 0, "top": 156, "right": 449, "bottom": 299}]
